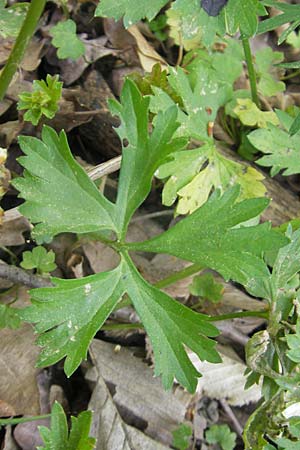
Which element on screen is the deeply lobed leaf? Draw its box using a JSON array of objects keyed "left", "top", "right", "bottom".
[
  {"left": 20, "top": 266, "right": 124, "bottom": 377},
  {"left": 129, "top": 186, "right": 287, "bottom": 294},
  {"left": 13, "top": 126, "right": 117, "bottom": 243},
  {"left": 111, "top": 79, "right": 187, "bottom": 236}
]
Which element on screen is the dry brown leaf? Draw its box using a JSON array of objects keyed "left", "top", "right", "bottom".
[
  {"left": 21, "top": 38, "right": 45, "bottom": 71},
  {"left": 87, "top": 339, "right": 191, "bottom": 446},
  {"left": 0, "top": 211, "right": 31, "bottom": 245},
  {"left": 0, "top": 324, "right": 41, "bottom": 416},
  {"left": 58, "top": 36, "right": 116, "bottom": 85},
  {"left": 89, "top": 372, "right": 169, "bottom": 450},
  {"left": 189, "top": 345, "right": 261, "bottom": 406},
  {"left": 0, "top": 121, "right": 24, "bottom": 148},
  {"left": 3, "top": 426, "right": 19, "bottom": 450},
  {"left": 128, "top": 25, "right": 168, "bottom": 72}
]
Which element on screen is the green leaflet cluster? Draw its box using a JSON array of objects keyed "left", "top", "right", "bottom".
[{"left": 14, "top": 80, "right": 286, "bottom": 392}]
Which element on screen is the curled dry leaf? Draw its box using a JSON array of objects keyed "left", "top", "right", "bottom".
[{"left": 128, "top": 25, "right": 168, "bottom": 72}]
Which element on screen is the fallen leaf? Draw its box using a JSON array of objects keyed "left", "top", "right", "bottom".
[
  {"left": 87, "top": 339, "right": 191, "bottom": 446},
  {"left": 189, "top": 345, "right": 261, "bottom": 406},
  {"left": 3, "top": 426, "right": 18, "bottom": 450},
  {"left": 0, "top": 210, "right": 31, "bottom": 245},
  {"left": 0, "top": 324, "right": 41, "bottom": 416},
  {"left": 128, "top": 25, "right": 167, "bottom": 72},
  {"left": 89, "top": 371, "right": 169, "bottom": 450},
  {"left": 58, "top": 36, "right": 116, "bottom": 85},
  {"left": 21, "top": 38, "right": 45, "bottom": 71}
]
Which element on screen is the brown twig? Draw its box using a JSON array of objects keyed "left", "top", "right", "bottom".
[
  {"left": 219, "top": 398, "right": 243, "bottom": 436},
  {"left": 0, "top": 263, "right": 53, "bottom": 288}
]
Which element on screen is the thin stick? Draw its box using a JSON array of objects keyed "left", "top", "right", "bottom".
[
  {"left": 0, "top": 263, "right": 52, "bottom": 288},
  {"left": 219, "top": 399, "right": 243, "bottom": 436},
  {"left": 87, "top": 155, "right": 121, "bottom": 181}
]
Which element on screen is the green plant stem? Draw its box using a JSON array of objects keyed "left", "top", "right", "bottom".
[
  {"left": 155, "top": 263, "right": 203, "bottom": 289},
  {"left": 103, "top": 310, "right": 269, "bottom": 331},
  {"left": 281, "top": 68, "right": 300, "bottom": 81},
  {"left": 0, "top": 0, "right": 46, "bottom": 100},
  {"left": 102, "top": 322, "right": 144, "bottom": 331},
  {"left": 0, "top": 414, "right": 51, "bottom": 427},
  {"left": 242, "top": 38, "right": 259, "bottom": 107},
  {"left": 207, "top": 310, "right": 269, "bottom": 321}
]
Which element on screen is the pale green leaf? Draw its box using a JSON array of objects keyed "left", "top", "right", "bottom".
[
  {"left": 255, "top": 47, "right": 285, "bottom": 97},
  {"left": 21, "top": 246, "right": 57, "bottom": 273},
  {"left": 233, "top": 98, "right": 279, "bottom": 128},
  {"left": 128, "top": 186, "right": 287, "bottom": 294},
  {"left": 205, "top": 424, "right": 236, "bottom": 450},
  {"left": 225, "top": 0, "right": 266, "bottom": 37},
  {"left": 157, "top": 144, "right": 266, "bottom": 214},
  {"left": 150, "top": 66, "right": 231, "bottom": 141},
  {"left": 13, "top": 126, "right": 116, "bottom": 243},
  {"left": 50, "top": 20, "right": 85, "bottom": 60},
  {"left": 248, "top": 123, "right": 300, "bottom": 176},
  {"left": 95, "top": 0, "right": 168, "bottom": 27},
  {"left": 0, "top": 0, "right": 28, "bottom": 38}
]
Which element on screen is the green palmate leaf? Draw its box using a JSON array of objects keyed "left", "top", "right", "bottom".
[
  {"left": 123, "top": 254, "right": 221, "bottom": 392},
  {"left": 255, "top": 47, "right": 285, "bottom": 97},
  {"left": 150, "top": 66, "right": 231, "bottom": 142},
  {"left": 21, "top": 246, "right": 57, "bottom": 274},
  {"left": 20, "top": 266, "right": 124, "bottom": 377},
  {"left": 95, "top": 0, "right": 168, "bottom": 27},
  {"left": 233, "top": 98, "right": 279, "bottom": 128},
  {"left": 189, "top": 273, "right": 224, "bottom": 303},
  {"left": 12, "top": 126, "right": 116, "bottom": 243},
  {"left": 21, "top": 254, "right": 221, "bottom": 392},
  {"left": 38, "top": 401, "right": 95, "bottom": 450},
  {"left": 50, "top": 19, "right": 85, "bottom": 60},
  {"left": 172, "top": 424, "right": 193, "bottom": 450},
  {"left": 168, "top": 0, "right": 226, "bottom": 48},
  {"left": 110, "top": 79, "right": 187, "bottom": 237},
  {"left": 18, "top": 74, "right": 63, "bottom": 126},
  {"left": 0, "top": 0, "right": 29, "bottom": 38},
  {"left": 225, "top": 0, "right": 267, "bottom": 38},
  {"left": 0, "top": 304, "right": 21, "bottom": 329},
  {"left": 205, "top": 424, "right": 237, "bottom": 450},
  {"left": 128, "top": 186, "right": 287, "bottom": 295},
  {"left": 185, "top": 38, "right": 243, "bottom": 88},
  {"left": 156, "top": 143, "right": 266, "bottom": 214},
  {"left": 248, "top": 123, "right": 300, "bottom": 176}
]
